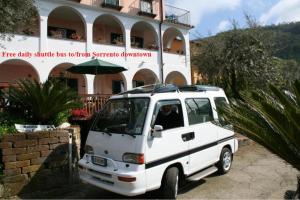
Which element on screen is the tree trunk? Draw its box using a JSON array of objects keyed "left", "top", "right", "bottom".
[{"left": 230, "top": 67, "right": 240, "bottom": 99}]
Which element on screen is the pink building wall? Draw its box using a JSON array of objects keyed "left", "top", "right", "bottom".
[{"left": 80, "top": 0, "right": 162, "bottom": 21}]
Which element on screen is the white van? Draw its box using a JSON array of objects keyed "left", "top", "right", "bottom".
[{"left": 78, "top": 85, "right": 238, "bottom": 199}]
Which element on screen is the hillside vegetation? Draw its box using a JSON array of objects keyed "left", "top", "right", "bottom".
[
  {"left": 265, "top": 22, "right": 300, "bottom": 63},
  {"left": 191, "top": 21, "right": 300, "bottom": 97}
]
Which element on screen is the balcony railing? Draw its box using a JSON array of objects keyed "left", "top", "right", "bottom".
[
  {"left": 0, "top": 93, "right": 110, "bottom": 119},
  {"left": 80, "top": 94, "right": 111, "bottom": 117},
  {"left": 164, "top": 4, "right": 192, "bottom": 27}
]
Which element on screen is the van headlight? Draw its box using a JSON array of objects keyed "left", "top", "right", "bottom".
[
  {"left": 122, "top": 153, "right": 144, "bottom": 164},
  {"left": 85, "top": 145, "right": 94, "bottom": 155}
]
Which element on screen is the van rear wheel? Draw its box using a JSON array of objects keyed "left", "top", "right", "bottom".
[
  {"left": 160, "top": 167, "right": 179, "bottom": 199},
  {"left": 217, "top": 147, "right": 232, "bottom": 174}
]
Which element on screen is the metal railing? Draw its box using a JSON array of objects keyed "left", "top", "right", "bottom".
[{"left": 164, "top": 4, "right": 191, "bottom": 26}]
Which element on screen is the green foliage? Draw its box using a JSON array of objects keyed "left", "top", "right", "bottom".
[
  {"left": 192, "top": 28, "right": 281, "bottom": 98},
  {"left": 192, "top": 21, "right": 300, "bottom": 96},
  {"left": 7, "top": 79, "right": 81, "bottom": 125},
  {"left": 263, "top": 22, "right": 300, "bottom": 63},
  {"left": 0, "top": 112, "right": 26, "bottom": 136},
  {"left": 53, "top": 111, "right": 71, "bottom": 127},
  {"left": 220, "top": 80, "right": 300, "bottom": 170},
  {"left": 0, "top": 0, "right": 36, "bottom": 40}
]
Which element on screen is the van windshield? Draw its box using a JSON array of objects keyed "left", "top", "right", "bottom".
[{"left": 91, "top": 98, "right": 150, "bottom": 135}]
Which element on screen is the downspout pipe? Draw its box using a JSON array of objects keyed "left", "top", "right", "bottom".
[{"left": 159, "top": 0, "right": 164, "bottom": 84}]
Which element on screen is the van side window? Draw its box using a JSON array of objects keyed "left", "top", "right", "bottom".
[
  {"left": 152, "top": 100, "right": 184, "bottom": 131},
  {"left": 185, "top": 98, "right": 213, "bottom": 125},
  {"left": 214, "top": 97, "right": 229, "bottom": 125}
]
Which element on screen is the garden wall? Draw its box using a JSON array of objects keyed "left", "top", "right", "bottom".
[{"left": 0, "top": 126, "right": 80, "bottom": 197}]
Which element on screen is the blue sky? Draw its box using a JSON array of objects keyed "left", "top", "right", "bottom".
[{"left": 165, "top": 0, "right": 300, "bottom": 39}]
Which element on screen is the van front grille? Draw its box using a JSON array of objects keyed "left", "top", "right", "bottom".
[
  {"left": 92, "top": 176, "right": 114, "bottom": 186},
  {"left": 88, "top": 168, "right": 112, "bottom": 178}
]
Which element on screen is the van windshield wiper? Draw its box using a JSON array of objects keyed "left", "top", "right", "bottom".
[
  {"left": 102, "top": 130, "right": 112, "bottom": 136},
  {"left": 122, "top": 132, "right": 136, "bottom": 139}
]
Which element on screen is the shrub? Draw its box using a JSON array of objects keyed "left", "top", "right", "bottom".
[{"left": 7, "top": 79, "right": 81, "bottom": 125}]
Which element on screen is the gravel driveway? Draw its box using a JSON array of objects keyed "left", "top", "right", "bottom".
[{"left": 19, "top": 142, "right": 299, "bottom": 199}]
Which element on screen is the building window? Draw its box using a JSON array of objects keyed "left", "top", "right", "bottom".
[
  {"left": 48, "top": 26, "right": 82, "bottom": 40},
  {"left": 112, "top": 80, "right": 124, "bottom": 94},
  {"left": 106, "top": 0, "right": 119, "bottom": 6},
  {"left": 140, "top": 0, "right": 153, "bottom": 14},
  {"left": 111, "top": 33, "right": 124, "bottom": 45},
  {"left": 133, "top": 80, "right": 144, "bottom": 88},
  {"left": 131, "top": 36, "right": 144, "bottom": 48}
]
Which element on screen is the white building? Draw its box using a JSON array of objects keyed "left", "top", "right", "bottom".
[{"left": 0, "top": 0, "right": 192, "bottom": 98}]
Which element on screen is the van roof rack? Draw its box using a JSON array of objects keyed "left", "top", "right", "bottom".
[
  {"left": 120, "top": 84, "right": 179, "bottom": 95},
  {"left": 119, "top": 84, "right": 221, "bottom": 95},
  {"left": 179, "top": 85, "right": 221, "bottom": 92}
]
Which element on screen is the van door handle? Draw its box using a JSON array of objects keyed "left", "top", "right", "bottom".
[{"left": 182, "top": 132, "right": 195, "bottom": 142}]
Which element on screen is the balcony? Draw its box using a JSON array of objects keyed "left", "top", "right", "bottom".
[
  {"left": 101, "top": 0, "right": 123, "bottom": 11},
  {"left": 164, "top": 4, "right": 192, "bottom": 27},
  {"left": 93, "top": 15, "right": 125, "bottom": 47},
  {"left": 48, "top": 7, "right": 86, "bottom": 42}
]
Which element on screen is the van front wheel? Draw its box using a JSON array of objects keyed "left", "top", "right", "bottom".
[
  {"left": 160, "top": 167, "right": 179, "bottom": 199},
  {"left": 217, "top": 147, "right": 232, "bottom": 174}
]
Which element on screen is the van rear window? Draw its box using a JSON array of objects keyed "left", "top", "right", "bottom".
[{"left": 214, "top": 97, "right": 227, "bottom": 115}]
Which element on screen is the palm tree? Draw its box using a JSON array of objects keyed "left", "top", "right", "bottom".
[
  {"left": 220, "top": 80, "right": 300, "bottom": 198},
  {"left": 7, "top": 79, "right": 81, "bottom": 125}
]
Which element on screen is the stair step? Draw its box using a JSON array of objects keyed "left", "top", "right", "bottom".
[{"left": 187, "top": 166, "right": 218, "bottom": 181}]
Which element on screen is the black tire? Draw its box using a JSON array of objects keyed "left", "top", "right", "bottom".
[
  {"left": 160, "top": 167, "right": 179, "bottom": 199},
  {"left": 217, "top": 147, "right": 232, "bottom": 175}
]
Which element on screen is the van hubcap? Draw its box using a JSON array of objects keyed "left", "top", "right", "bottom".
[{"left": 223, "top": 152, "right": 231, "bottom": 171}]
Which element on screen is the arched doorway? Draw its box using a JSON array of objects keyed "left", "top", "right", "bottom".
[
  {"left": 163, "top": 27, "right": 185, "bottom": 55},
  {"left": 93, "top": 14, "right": 125, "bottom": 46},
  {"left": 94, "top": 73, "right": 126, "bottom": 95},
  {"left": 165, "top": 71, "right": 187, "bottom": 86},
  {"left": 49, "top": 63, "right": 87, "bottom": 95},
  {"left": 0, "top": 59, "right": 40, "bottom": 88},
  {"left": 131, "top": 21, "right": 158, "bottom": 50},
  {"left": 48, "top": 6, "right": 86, "bottom": 41},
  {"left": 132, "top": 69, "right": 159, "bottom": 88}
]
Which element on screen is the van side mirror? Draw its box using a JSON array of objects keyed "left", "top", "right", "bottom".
[{"left": 152, "top": 125, "right": 163, "bottom": 138}]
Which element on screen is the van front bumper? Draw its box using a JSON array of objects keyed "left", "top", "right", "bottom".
[{"left": 78, "top": 158, "right": 147, "bottom": 197}]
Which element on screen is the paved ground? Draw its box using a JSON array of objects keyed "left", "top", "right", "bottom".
[{"left": 19, "top": 142, "right": 299, "bottom": 199}]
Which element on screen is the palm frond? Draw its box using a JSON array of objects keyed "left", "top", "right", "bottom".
[
  {"left": 7, "top": 79, "right": 81, "bottom": 124},
  {"left": 220, "top": 80, "right": 300, "bottom": 170}
]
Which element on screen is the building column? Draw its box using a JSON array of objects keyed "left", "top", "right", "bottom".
[
  {"left": 124, "top": 23, "right": 132, "bottom": 61},
  {"left": 86, "top": 74, "right": 95, "bottom": 94},
  {"left": 123, "top": 71, "right": 132, "bottom": 91},
  {"left": 86, "top": 22, "right": 93, "bottom": 53},
  {"left": 184, "top": 33, "right": 192, "bottom": 85},
  {"left": 39, "top": 16, "right": 48, "bottom": 52}
]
